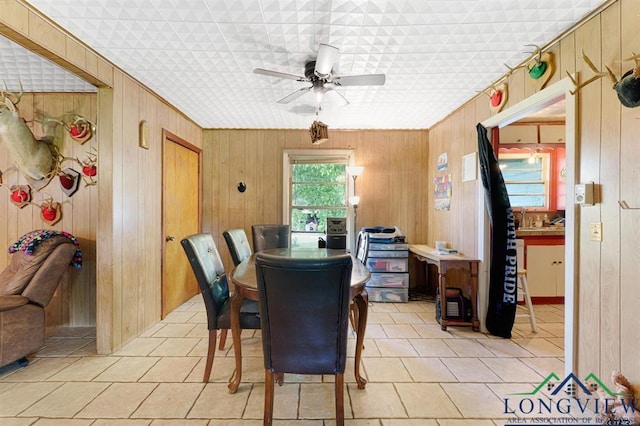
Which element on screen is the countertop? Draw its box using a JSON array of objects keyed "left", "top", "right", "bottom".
[{"left": 516, "top": 226, "right": 565, "bottom": 237}]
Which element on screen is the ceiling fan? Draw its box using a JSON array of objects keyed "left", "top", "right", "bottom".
[{"left": 254, "top": 43, "right": 386, "bottom": 106}]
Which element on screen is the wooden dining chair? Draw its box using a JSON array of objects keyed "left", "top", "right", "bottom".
[
  {"left": 255, "top": 252, "right": 353, "bottom": 426},
  {"left": 181, "top": 233, "right": 261, "bottom": 382}
]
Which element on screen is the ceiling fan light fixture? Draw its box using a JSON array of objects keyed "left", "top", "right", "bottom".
[
  {"left": 254, "top": 43, "right": 383, "bottom": 107},
  {"left": 314, "top": 43, "right": 339, "bottom": 78}
]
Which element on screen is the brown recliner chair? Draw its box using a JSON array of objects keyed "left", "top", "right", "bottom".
[{"left": 0, "top": 235, "right": 78, "bottom": 368}]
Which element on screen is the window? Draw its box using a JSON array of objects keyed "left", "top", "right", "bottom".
[
  {"left": 499, "top": 152, "right": 550, "bottom": 209},
  {"left": 284, "top": 150, "right": 354, "bottom": 249}
]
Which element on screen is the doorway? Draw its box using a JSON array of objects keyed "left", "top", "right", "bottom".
[
  {"left": 479, "top": 77, "right": 577, "bottom": 377},
  {"left": 162, "top": 130, "right": 201, "bottom": 318}
]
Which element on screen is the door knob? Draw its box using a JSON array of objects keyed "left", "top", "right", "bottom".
[{"left": 166, "top": 236, "right": 175, "bottom": 242}]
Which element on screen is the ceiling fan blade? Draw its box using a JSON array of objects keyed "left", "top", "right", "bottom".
[
  {"left": 332, "top": 74, "right": 386, "bottom": 86},
  {"left": 326, "top": 87, "right": 350, "bottom": 106},
  {"left": 314, "top": 44, "right": 340, "bottom": 78},
  {"left": 254, "top": 68, "right": 306, "bottom": 81},
  {"left": 277, "top": 87, "right": 311, "bottom": 104}
]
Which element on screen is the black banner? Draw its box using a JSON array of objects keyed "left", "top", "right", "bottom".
[{"left": 477, "top": 123, "right": 517, "bottom": 338}]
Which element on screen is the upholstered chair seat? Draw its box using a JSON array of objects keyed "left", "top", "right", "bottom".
[
  {"left": 255, "top": 252, "right": 352, "bottom": 425},
  {"left": 0, "top": 233, "right": 79, "bottom": 368},
  {"left": 251, "top": 224, "right": 290, "bottom": 252},
  {"left": 223, "top": 228, "right": 252, "bottom": 266},
  {"left": 181, "top": 233, "right": 261, "bottom": 382}
]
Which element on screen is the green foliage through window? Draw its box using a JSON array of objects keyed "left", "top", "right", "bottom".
[{"left": 290, "top": 163, "right": 347, "bottom": 245}]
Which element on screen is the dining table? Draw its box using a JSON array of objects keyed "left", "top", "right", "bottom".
[{"left": 227, "top": 247, "right": 371, "bottom": 394}]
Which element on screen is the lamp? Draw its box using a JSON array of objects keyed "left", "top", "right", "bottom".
[
  {"left": 346, "top": 166, "right": 364, "bottom": 179},
  {"left": 347, "top": 166, "right": 364, "bottom": 250}
]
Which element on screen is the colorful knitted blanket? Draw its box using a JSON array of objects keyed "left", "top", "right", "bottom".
[{"left": 8, "top": 230, "right": 82, "bottom": 269}]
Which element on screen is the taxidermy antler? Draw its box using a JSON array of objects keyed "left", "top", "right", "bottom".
[
  {"left": 0, "top": 81, "right": 56, "bottom": 180},
  {"left": 567, "top": 49, "right": 617, "bottom": 95},
  {"left": 504, "top": 45, "right": 554, "bottom": 90},
  {"left": 568, "top": 50, "right": 640, "bottom": 107}
]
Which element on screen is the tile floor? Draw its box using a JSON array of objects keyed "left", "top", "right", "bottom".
[{"left": 0, "top": 296, "right": 565, "bottom": 425}]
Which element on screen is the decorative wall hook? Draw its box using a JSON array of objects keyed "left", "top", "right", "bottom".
[
  {"left": 237, "top": 182, "right": 247, "bottom": 193},
  {"left": 619, "top": 200, "right": 640, "bottom": 210}
]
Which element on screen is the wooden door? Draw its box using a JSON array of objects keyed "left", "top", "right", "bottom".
[{"left": 162, "top": 131, "right": 201, "bottom": 318}]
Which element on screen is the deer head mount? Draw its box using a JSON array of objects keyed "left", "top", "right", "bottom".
[
  {"left": 481, "top": 83, "right": 508, "bottom": 113},
  {"left": 0, "top": 82, "right": 56, "bottom": 181},
  {"left": 504, "top": 45, "right": 555, "bottom": 90},
  {"left": 568, "top": 49, "right": 640, "bottom": 108}
]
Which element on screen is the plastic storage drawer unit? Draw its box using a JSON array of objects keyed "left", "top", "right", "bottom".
[
  {"left": 367, "top": 287, "right": 409, "bottom": 303},
  {"left": 365, "top": 257, "right": 408, "bottom": 273},
  {"left": 364, "top": 239, "right": 409, "bottom": 302},
  {"left": 366, "top": 273, "right": 409, "bottom": 288}
]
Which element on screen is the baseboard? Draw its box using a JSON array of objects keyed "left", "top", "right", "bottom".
[{"left": 531, "top": 296, "right": 564, "bottom": 305}]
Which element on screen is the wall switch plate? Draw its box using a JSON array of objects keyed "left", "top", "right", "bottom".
[{"left": 589, "top": 222, "right": 602, "bottom": 241}]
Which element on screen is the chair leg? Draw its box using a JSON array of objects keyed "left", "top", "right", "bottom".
[
  {"left": 264, "top": 369, "right": 275, "bottom": 426},
  {"left": 218, "top": 329, "right": 228, "bottom": 350},
  {"left": 335, "top": 373, "right": 345, "bottom": 426},
  {"left": 203, "top": 329, "right": 217, "bottom": 382},
  {"left": 518, "top": 271, "right": 538, "bottom": 333},
  {"left": 349, "top": 302, "right": 358, "bottom": 333}
]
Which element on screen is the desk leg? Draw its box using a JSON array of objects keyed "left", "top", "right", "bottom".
[
  {"left": 354, "top": 291, "right": 368, "bottom": 389},
  {"left": 439, "top": 272, "right": 448, "bottom": 331},
  {"left": 470, "top": 262, "right": 480, "bottom": 332},
  {"left": 227, "top": 291, "right": 244, "bottom": 394}
]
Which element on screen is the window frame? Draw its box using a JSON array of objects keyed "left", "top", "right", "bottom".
[
  {"left": 283, "top": 149, "right": 357, "bottom": 250},
  {"left": 498, "top": 151, "right": 551, "bottom": 211}
]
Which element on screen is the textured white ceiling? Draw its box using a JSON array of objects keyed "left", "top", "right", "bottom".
[{"left": 7, "top": 0, "right": 607, "bottom": 129}]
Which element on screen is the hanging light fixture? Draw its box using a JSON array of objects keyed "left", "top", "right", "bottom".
[{"left": 528, "top": 148, "right": 540, "bottom": 164}]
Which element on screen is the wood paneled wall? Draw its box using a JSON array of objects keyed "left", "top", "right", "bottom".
[
  {"left": 0, "top": 93, "right": 97, "bottom": 327},
  {"left": 201, "top": 129, "right": 429, "bottom": 271},
  {"left": 0, "top": 0, "right": 203, "bottom": 353},
  {"left": 95, "top": 74, "right": 202, "bottom": 353},
  {"left": 429, "top": 0, "right": 640, "bottom": 385}
]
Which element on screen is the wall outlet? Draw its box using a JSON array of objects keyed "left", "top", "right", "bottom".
[{"left": 589, "top": 222, "right": 602, "bottom": 241}]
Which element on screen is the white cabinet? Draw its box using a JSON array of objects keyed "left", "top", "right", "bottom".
[
  {"left": 500, "top": 125, "right": 537, "bottom": 144},
  {"left": 499, "top": 124, "right": 565, "bottom": 144},
  {"left": 539, "top": 125, "right": 565, "bottom": 143},
  {"left": 526, "top": 245, "right": 565, "bottom": 297}
]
